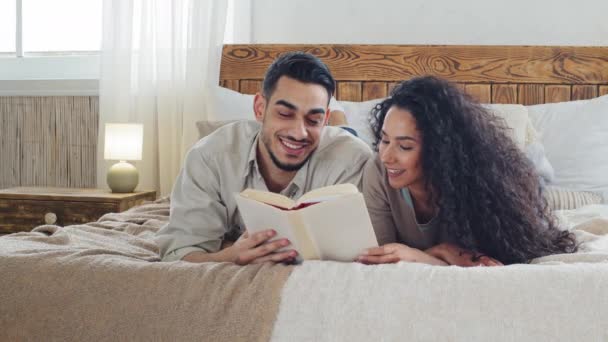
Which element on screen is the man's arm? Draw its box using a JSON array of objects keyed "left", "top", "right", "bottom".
[
  {"left": 182, "top": 230, "right": 297, "bottom": 264},
  {"left": 155, "top": 146, "right": 297, "bottom": 264}
]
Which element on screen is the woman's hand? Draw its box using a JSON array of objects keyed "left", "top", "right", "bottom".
[
  {"left": 425, "top": 243, "right": 503, "bottom": 267},
  {"left": 357, "top": 243, "right": 448, "bottom": 265}
]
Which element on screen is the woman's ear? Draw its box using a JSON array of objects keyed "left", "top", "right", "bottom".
[{"left": 253, "top": 93, "right": 266, "bottom": 122}]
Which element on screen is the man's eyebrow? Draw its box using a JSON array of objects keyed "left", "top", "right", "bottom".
[
  {"left": 275, "top": 100, "right": 297, "bottom": 110},
  {"left": 275, "top": 99, "right": 326, "bottom": 116},
  {"left": 381, "top": 130, "right": 417, "bottom": 142},
  {"left": 307, "top": 108, "right": 326, "bottom": 115}
]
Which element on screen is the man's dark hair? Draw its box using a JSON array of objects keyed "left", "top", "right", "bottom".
[{"left": 262, "top": 51, "right": 335, "bottom": 103}]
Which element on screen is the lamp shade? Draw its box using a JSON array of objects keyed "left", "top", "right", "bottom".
[{"left": 104, "top": 123, "right": 143, "bottom": 161}]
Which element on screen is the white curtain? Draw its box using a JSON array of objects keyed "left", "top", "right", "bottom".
[{"left": 98, "top": 0, "right": 229, "bottom": 196}]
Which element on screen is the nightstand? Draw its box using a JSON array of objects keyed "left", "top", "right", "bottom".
[{"left": 0, "top": 187, "right": 157, "bottom": 234}]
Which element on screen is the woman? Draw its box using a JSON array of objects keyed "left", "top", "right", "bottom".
[{"left": 358, "top": 76, "right": 577, "bottom": 266}]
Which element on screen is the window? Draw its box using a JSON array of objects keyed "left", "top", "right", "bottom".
[
  {"left": 22, "top": 0, "right": 102, "bottom": 54},
  {"left": 0, "top": 0, "right": 101, "bottom": 94},
  {"left": 0, "top": 1, "right": 16, "bottom": 54}
]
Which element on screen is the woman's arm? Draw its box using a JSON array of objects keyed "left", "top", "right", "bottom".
[
  {"left": 358, "top": 243, "right": 448, "bottom": 266},
  {"left": 425, "top": 243, "right": 503, "bottom": 266}
]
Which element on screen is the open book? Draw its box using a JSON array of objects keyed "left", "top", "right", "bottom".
[{"left": 234, "top": 183, "right": 378, "bottom": 262}]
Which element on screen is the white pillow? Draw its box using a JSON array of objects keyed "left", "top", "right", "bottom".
[
  {"left": 485, "top": 104, "right": 555, "bottom": 183},
  {"left": 527, "top": 95, "right": 608, "bottom": 202},
  {"left": 206, "top": 85, "right": 345, "bottom": 121},
  {"left": 205, "top": 86, "right": 254, "bottom": 121},
  {"left": 483, "top": 104, "right": 528, "bottom": 149},
  {"left": 339, "top": 98, "right": 385, "bottom": 146}
]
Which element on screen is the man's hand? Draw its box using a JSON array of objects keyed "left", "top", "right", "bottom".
[
  {"left": 425, "top": 243, "right": 503, "bottom": 267},
  {"left": 357, "top": 243, "right": 448, "bottom": 266},
  {"left": 222, "top": 229, "right": 298, "bottom": 265}
]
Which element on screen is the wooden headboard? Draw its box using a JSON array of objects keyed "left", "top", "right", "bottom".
[{"left": 220, "top": 45, "right": 608, "bottom": 104}]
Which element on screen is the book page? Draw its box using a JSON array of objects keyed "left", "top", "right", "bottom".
[
  {"left": 235, "top": 194, "right": 309, "bottom": 260},
  {"left": 239, "top": 188, "right": 296, "bottom": 209},
  {"left": 298, "top": 193, "right": 378, "bottom": 262},
  {"left": 296, "top": 183, "right": 359, "bottom": 205}
]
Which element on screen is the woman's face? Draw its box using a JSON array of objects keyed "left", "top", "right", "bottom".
[{"left": 379, "top": 106, "right": 424, "bottom": 190}]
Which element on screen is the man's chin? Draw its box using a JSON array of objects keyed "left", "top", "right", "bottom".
[{"left": 270, "top": 152, "right": 310, "bottom": 172}]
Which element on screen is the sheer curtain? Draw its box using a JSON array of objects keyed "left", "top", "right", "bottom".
[{"left": 98, "top": 0, "right": 229, "bottom": 196}]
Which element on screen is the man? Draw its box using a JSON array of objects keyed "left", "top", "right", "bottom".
[{"left": 155, "top": 52, "right": 372, "bottom": 264}]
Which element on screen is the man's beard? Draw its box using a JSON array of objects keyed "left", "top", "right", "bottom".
[{"left": 262, "top": 134, "right": 313, "bottom": 172}]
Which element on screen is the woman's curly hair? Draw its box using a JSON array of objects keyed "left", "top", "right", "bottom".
[{"left": 370, "top": 76, "right": 577, "bottom": 264}]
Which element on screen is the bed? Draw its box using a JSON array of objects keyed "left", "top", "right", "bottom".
[{"left": 2, "top": 45, "right": 608, "bottom": 341}]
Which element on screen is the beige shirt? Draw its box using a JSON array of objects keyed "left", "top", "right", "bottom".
[
  {"left": 362, "top": 156, "right": 449, "bottom": 250},
  {"left": 155, "top": 120, "right": 372, "bottom": 261}
]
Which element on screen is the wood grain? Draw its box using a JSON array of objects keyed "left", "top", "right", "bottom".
[
  {"left": 0, "top": 187, "right": 156, "bottom": 233},
  {"left": 387, "top": 82, "right": 400, "bottom": 94},
  {"left": 572, "top": 85, "right": 598, "bottom": 100},
  {"left": 464, "top": 84, "right": 491, "bottom": 103},
  {"left": 545, "top": 85, "right": 571, "bottom": 103},
  {"left": 221, "top": 45, "right": 608, "bottom": 84},
  {"left": 518, "top": 84, "right": 545, "bottom": 105},
  {"left": 221, "top": 80, "right": 240, "bottom": 92},
  {"left": 492, "top": 84, "right": 518, "bottom": 104},
  {"left": 600, "top": 86, "right": 608, "bottom": 97},
  {"left": 337, "top": 82, "right": 362, "bottom": 101},
  {"left": 239, "top": 80, "right": 262, "bottom": 95},
  {"left": 362, "top": 82, "right": 387, "bottom": 101}
]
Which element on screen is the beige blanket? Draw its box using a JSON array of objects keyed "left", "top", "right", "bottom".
[
  {"left": 2, "top": 199, "right": 608, "bottom": 341},
  {"left": 0, "top": 198, "right": 293, "bottom": 341}
]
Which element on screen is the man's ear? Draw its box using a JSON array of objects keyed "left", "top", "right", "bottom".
[
  {"left": 323, "top": 107, "right": 331, "bottom": 126},
  {"left": 253, "top": 93, "right": 266, "bottom": 123}
]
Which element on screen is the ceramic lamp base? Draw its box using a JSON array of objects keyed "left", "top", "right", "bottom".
[{"left": 107, "top": 161, "right": 139, "bottom": 193}]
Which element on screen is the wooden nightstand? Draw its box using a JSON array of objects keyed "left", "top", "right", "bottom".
[{"left": 0, "top": 187, "right": 157, "bottom": 234}]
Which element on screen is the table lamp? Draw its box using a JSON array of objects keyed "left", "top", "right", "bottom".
[{"left": 104, "top": 123, "right": 143, "bottom": 193}]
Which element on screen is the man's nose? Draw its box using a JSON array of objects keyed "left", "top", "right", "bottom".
[{"left": 288, "top": 118, "right": 308, "bottom": 140}]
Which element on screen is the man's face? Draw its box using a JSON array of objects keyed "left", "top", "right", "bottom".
[{"left": 254, "top": 76, "right": 330, "bottom": 172}]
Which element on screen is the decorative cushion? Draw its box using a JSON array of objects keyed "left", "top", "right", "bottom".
[{"left": 545, "top": 186, "right": 604, "bottom": 210}]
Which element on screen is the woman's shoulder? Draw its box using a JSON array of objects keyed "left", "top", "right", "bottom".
[
  {"left": 363, "top": 155, "right": 402, "bottom": 202},
  {"left": 363, "top": 155, "right": 384, "bottom": 176}
]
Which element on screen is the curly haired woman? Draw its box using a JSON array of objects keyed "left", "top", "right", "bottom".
[{"left": 358, "top": 76, "right": 576, "bottom": 266}]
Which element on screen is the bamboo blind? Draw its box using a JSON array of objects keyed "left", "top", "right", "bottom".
[{"left": 0, "top": 96, "right": 98, "bottom": 189}]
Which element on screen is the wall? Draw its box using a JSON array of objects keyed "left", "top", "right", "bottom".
[{"left": 251, "top": 0, "right": 608, "bottom": 45}]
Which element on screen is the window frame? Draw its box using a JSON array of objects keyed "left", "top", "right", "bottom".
[{"left": 0, "top": 0, "right": 101, "bottom": 96}]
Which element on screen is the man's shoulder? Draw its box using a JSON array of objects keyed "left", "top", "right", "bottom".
[
  {"left": 191, "top": 120, "right": 260, "bottom": 155},
  {"left": 316, "top": 126, "right": 373, "bottom": 160}
]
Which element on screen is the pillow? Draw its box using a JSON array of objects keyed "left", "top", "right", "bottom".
[
  {"left": 483, "top": 104, "right": 528, "bottom": 149},
  {"left": 339, "top": 98, "right": 385, "bottom": 146},
  {"left": 544, "top": 186, "right": 604, "bottom": 210},
  {"left": 206, "top": 85, "right": 347, "bottom": 121},
  {"left": 527, "top": 94, "right": 608, "bottom": 202},
  {"left": 205, "top": 86, "right": 254, "bottom": 121},
  {"left": 198, "top": 87, "right": 347, "bottom": 140},
  {"left": 485, "top": 104, "right": 555, "bottom": 183}
]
